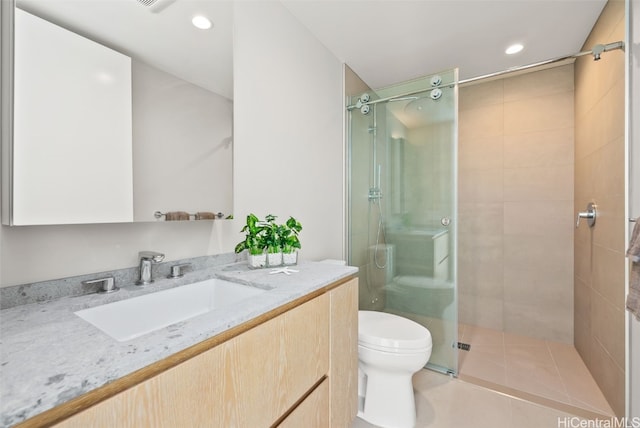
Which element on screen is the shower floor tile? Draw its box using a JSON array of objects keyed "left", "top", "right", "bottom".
[{"left": 457, "top": 323, "right": 615, "bottom": 417}]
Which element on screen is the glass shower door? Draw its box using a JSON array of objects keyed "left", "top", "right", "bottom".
[{"left": 347, "top": 69, "right": 458, "bottom": 375}]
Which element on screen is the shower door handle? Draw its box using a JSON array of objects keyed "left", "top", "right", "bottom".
[{"left": 576, "top": 202, "right": 597, "bottom": 228}]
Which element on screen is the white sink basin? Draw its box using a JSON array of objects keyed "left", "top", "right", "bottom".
[{"left": 75, "top": 279, "right": 265, "bottom": 342}]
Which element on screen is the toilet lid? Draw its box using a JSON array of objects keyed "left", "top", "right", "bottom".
[{"left": 358, "top": 311, "right": 432, "bottom": 352}]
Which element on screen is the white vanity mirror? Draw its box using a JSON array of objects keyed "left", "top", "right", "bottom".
[{"left": 1, "top": 0, "right": 233, "bottom": 225}]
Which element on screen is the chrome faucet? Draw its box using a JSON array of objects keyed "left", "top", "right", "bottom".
[{"left": 136, "top": 251, "right": 165, "bottom": 285}]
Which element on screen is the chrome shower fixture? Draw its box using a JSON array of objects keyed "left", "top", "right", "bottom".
[
  {"left": 590, "top": 42, "right": 624, "bottom": 61},
  {"left": 360, "top": 93, "right": 371, "bottom": 115},
  {"left": 388, "top": 96, "right": 419, "bottom": 103},
  {"left": 355, "top": 93, "right": 372, "bottom": 115},
  {"left": 430, "top": 76, "right": 443, "bottom": 100},
  {"left": 592, "top": 44, "right": 605, "bottom": 61}
]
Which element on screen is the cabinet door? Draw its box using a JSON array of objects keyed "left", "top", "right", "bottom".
[
  {"left": 277, "top": 379, "right": 329, "bottom": 428},
  {"left": 55, "top": 294, "right": 329, "bottom": 428},
  {"left": 13, "top": 9, "right": 133, "bottom": 225},
  {"left": 329, "top": 278, "right": 359, "bottom": 426}
]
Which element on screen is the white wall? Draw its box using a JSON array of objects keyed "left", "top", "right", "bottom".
[
  {"left": 0, "top": 40, "right": 235, "bottom": 287},
  {"left": 0, "top": 1, "right": 345, "bottom": 287},
  {"left": 629, "top": 0, "right": 640, "bottom": 418},
  {"left": 0, "top": 62, "right": 232, "bottom": 287},
  {"left": 232, "top": 1, "right": 345, "bottom": 262},
  {"left": 0, "top": 221, "right": 234, "bottom": 287}
]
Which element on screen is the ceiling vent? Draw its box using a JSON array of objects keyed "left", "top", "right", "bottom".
[{"left": 135, "top": 0, "right": 176, "bottom": 13}]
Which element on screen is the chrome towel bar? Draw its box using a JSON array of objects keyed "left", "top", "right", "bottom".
[{"left": 154, "top": 211, "right": 225, "bottom": 220}]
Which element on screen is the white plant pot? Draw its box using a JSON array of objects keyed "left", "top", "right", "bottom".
[
  {"left": 248, "top": 253, "right": 267, "bottom": 269},
  {"left": 282, "top": 251, "right": 298, "bottom": 266},
  {"left": 267, "top": 251, "right": 283, "bottom": 267}
]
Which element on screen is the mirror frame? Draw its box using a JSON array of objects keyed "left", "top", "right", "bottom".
[{"left": 1, "top": 0, "right": 15, "bottom": 225}]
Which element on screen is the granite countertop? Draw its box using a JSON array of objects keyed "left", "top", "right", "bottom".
[{"left": 0, "top": 260, "right": 358, "bottom": 427}]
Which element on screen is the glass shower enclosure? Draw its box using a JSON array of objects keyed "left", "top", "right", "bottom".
[{"left": 347, "top": 69, "right": 458, "bottom": 374}]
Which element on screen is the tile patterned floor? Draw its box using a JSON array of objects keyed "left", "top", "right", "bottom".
[{"left": 457, "top": 323, "right": 616, "bottom": 416}]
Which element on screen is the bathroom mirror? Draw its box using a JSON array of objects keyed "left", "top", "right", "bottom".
[{"left": 2, "top": 0, "right": 233, "bottom": 225}]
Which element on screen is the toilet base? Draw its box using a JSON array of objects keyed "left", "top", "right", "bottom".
[{"left": 358, "top": 367, "right": 417, "bottom": 428}]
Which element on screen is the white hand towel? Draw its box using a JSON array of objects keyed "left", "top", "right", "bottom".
[{"left": 626, "top": 221, "right": 640, "bottom": 321}]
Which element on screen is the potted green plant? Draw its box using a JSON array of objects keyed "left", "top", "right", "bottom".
[
  {"left": 234, "top": 213, "right": 266, "bottom": 269},
  {"left": 263, "top": 214, "right": 283, "bottom": 267},
  {"left": 281, "top": 216, "right": 302, "bottom": 265}
]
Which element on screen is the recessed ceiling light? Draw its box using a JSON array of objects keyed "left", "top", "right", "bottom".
[
  {"left": 192, "top": 15, "right": 212, "bottom": 30},
  {"left": 505, "top": 43, "right": 524, "bottom": 55}
]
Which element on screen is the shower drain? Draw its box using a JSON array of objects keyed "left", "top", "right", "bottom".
[{"left": 457, "top": 342, "right": 471, "bottom": 351}]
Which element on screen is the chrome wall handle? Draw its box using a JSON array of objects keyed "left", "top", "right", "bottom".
[{"left": 576, "top": 202, "right": 597, "bottom": 228}]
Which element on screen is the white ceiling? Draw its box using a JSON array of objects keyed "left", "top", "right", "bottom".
[
  {"left": 17, "top": 0, "right": 233, "bottom": 99},
  {"left": 282, "top": 0, "right": 609, "bottom": 90},
  {"left": 15, "top": 0, "right": 610, "bottom": 99}
]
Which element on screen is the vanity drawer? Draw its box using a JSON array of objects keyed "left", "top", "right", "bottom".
[{"left": 277, "top": 378, "right": 329, "bottom": 427}]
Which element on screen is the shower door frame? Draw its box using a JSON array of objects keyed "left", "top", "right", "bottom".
[{"left": 346, "top": 70, "right": 460, "bottom": 376}]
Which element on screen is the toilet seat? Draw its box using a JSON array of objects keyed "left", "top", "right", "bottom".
[{"left": 358, "top": 311, "right": 432, "bottom": 353}]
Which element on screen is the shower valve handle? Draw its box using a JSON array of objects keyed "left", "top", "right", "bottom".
[{"left": 576, "top": 202, "right": 597, "bottom": 228}]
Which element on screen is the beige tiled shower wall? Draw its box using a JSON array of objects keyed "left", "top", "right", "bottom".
[
  {"left": 458, "top": 64, "right": 575, "bottom": 343},
  {"left": 573, "top": 0, "right": 626, "bottom": 417}
]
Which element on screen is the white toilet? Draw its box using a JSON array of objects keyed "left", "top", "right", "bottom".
[{"left": 358, "top": 310, "right": 432, "bottom": 428}]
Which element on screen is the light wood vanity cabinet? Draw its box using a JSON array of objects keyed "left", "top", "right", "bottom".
[
  {"left": 53, "top": 278, "right": 358, "bottom": 428},
  {"left": 329, "top": 276, "right": 359, "bottom": 426}
]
